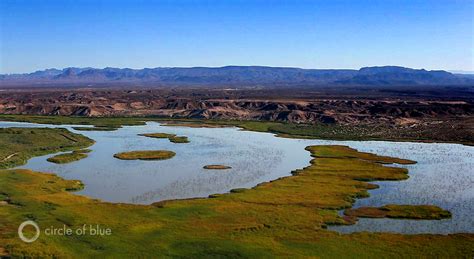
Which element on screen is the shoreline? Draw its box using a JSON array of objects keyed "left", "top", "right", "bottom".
[{"left": 0, "top": 115, "right": 472, "bottom": 146}]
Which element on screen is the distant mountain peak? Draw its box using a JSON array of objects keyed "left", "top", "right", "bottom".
[
  {"left": 360, "top": 66, "right": 421, "bottom": 74},
  {"left": 1, "top": 65, "right": 472, "bottom": 87}
]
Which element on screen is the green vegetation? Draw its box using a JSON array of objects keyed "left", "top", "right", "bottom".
[
  {"left": 161, "top": 122, "right": 229, "bottom": 128},
  {"left": 139, "top": 133, "right": 190, "bottom": 143},
  {"left": 46, "top": 149, "right": 92, "bottom": 164},
  {"left": 0, "top": 114, "right": 145, "bottom": 128},
  {"left": 0, "top": 115, "right": 343, "bottom": 140},
  {"left": 310, "top": 144, "right": 416, "bottom": 165},
  {"left": 113, "top": 150, "right": 176, "bottom": 160},
  {"left": 0, "top": 127, "right": 94, "bottom": 169},
  {"left": 344, "top": 205, "right": 452, "bottom": 220},
  {"left": 169, "top": 136, "right": 189, "bottom": 143},
  {"left": 0, "top": 116, "right": 470, "bottom": 256},
  {"left": 203, "top": 165, "right": 232, "bottom": 170},
  {"left": 73, "top": 126, "right": 118, "bottom": 131},
  {"left": 0, "top": 114, "right": 471, "bottom": 144},
  {"left": 266, "top": 123, "right": 380, "bottom": 140},
  {"left": 0, "top": 115, "right": 249, "bottom": 139},
  {"left": 1, "top": 145, "right": 472, "bottom": 257},
  {"left": 73, "top": 149, "right": 92, "bottom": 153}
]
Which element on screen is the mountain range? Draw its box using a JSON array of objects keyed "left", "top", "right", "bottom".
[{"left": 1, "top": 66, "right": 473, "bottom": 87}]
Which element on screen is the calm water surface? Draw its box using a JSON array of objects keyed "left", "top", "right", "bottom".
[{"left": 1, "top": 121, "right": 473, "bottom": 234}]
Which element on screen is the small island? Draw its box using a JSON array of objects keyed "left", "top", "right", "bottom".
[
  {"left": 203, "top": 165, "right": 232, "bottom": 170},
  {"left": 73, "top": 126, "right": 118, "bottom": 131},
  {"left": 113, "top": 150, "right": 176, "bottom": 160},
  {"left": 162, "top": 122, "right": 229, "bottom": 128},
  {"left": 139, "top": 133, "right": 189, "bottom": 143},
  {"left": 344, "top": 204, "right": 452, "bottom": 220},
  {"left": 47, "top": 149, "right": 92, "bottom": 164}
]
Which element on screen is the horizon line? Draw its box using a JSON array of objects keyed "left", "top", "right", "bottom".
[{"left": 1, "top": 65, "right": 458, "bottom": 75}]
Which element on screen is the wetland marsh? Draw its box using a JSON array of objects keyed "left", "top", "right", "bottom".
[
  {"left": 0, "top": 120, "right": 472, "bottom": 235},
  {"left": 0, "top": 119, "right": 473, "bottom": 257}
]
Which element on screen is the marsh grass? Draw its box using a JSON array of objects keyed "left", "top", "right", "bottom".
[
  {"left": 203, "top": 165, "right": 232, "bottom": 170},
  {"left": 1, "top": 114, "right": 472, "bottom": 144},
  {"left": 47, "top": 151, "right": 90, "bottom": 164},
  {"left": 139, "top": 133, "right": 190, "bottom": 143},
  {"left": 0, "top": 125, "right": 471, "bottom": 257},
  {"left": 73, "top": 149, "right": 92, "bottom": 154},
  {"left": 0, "top": 114, "right": 145, "bottom": 128},
  {"left": 73, "top": 126, "right": 118, "bottom": 131},
  {"left": 113, "top": 150, "right": 176, "bottom": 160},
  {"left": 344, "top": 204, "right": 452, "bottom": 220},
  {"left": 0, "top": 127, "right": 94, "bottom": 168},
  {"left": 0, "top": 145, "right": 471, "bottom": 257}
]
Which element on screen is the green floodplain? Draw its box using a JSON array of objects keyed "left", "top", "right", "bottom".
[
  {"left": 0, "top": 115, "right": 473, "bottom": 257},
  {"left": 0, "top": 127, "right": 94, "bottom": 169}
]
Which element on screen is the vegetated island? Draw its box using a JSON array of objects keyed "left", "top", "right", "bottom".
[
  {"left": 203, "top": 165, "right": 232, "bottom": 170},
  {"left": 139, "top": 133, "right": 190, "bottom": 143},
  {"left": 344, "top": 204, "right": 452, "bottom": 221},
  {"left": 161, "top": 122, "right": 229, "bottom": 128},
  {"left": 47, "top": 149, "right": 92, "bottom": 164},
  {"left": 73, "top": 126, "right": 119, "bottom": 131},
  {"left": 113, "top": 150, "right": 176, "bottom": 160}
]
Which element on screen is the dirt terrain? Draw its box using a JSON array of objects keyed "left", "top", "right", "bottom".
[
  {"left": 1, "top": 88, "right": 472, "bottom": 122},
  {"left": 0, "top": 87, "right": 473, "bottom": 144}
]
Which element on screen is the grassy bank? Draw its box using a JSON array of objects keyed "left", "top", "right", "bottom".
[
  {"left": 0, "top": 127, "right": 94, "bottom": 168},
  {"left": 0, "top": 115, "right": 145, "bottom": 128},
  {"left": 1, "top": 145, "right": 472, "bottom": 257}
]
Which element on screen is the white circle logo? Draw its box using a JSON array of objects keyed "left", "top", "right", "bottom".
[{"left": 18, "top": 220, "right": 40, "bottom": 243}]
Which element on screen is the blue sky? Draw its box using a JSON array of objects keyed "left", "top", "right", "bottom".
[{"left": 0, "top": 0, "right": 472, "bottom": 73}]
